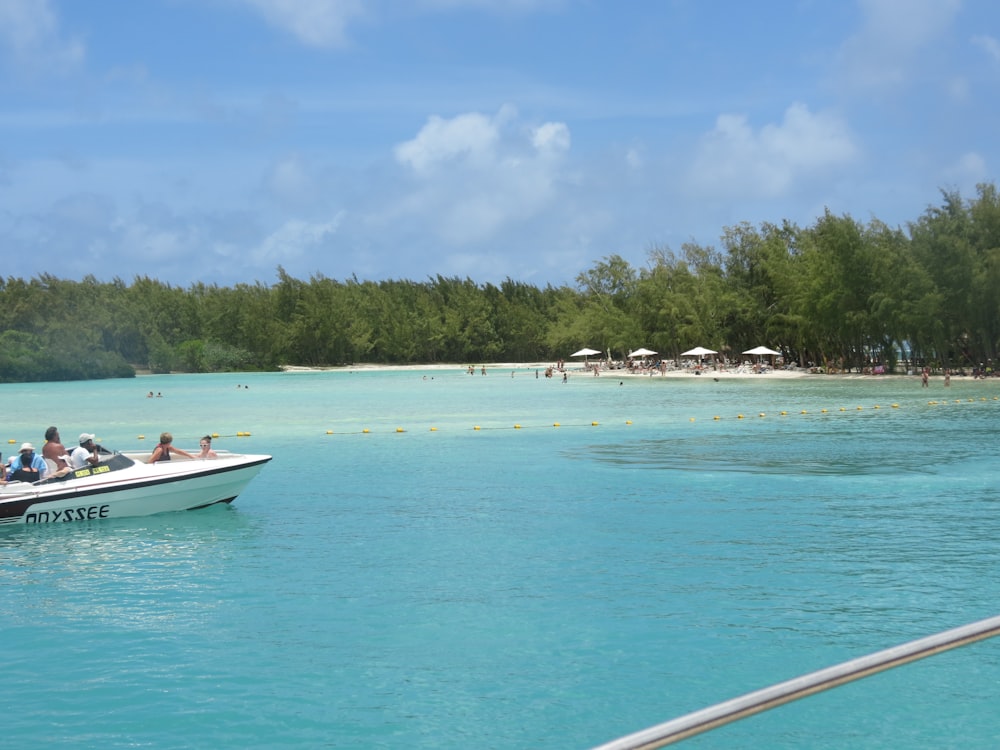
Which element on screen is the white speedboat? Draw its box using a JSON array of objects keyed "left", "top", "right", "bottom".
[{"left": 0, "top": 449, "right": 271, "bottom": 526}]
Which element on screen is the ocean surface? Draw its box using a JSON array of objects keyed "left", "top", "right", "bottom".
[{"left": 2, "top": 367, "right": 999, "bottom": 749}]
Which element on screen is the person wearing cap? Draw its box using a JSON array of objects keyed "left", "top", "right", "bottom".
[
  {"left": 8, "top": 443, "right": 47, "bottom": 483},
  {"left": 70, "top": 433, "right": 101, "bottom": 469}
]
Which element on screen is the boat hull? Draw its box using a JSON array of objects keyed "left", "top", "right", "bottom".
[{"left": 0, "top": 452, "right": 271, "bottom": 526}]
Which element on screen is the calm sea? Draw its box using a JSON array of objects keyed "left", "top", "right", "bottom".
[{"left": 2, "top": 368, "right": 999, "bottom": 749}]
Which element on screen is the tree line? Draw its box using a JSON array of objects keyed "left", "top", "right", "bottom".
[{"left": 1, "top": 183, "right": 998, "bottom": 382}]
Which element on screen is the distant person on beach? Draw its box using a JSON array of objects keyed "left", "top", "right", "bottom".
[
  {"left": 149, "top": 432, "right": 196, "bottom": 463},
  {"left": 921, "top": 367, "right": 929, "bottom": 387},
  {"left": 197, "top": 435, "right": 219, "bottom": 459}
]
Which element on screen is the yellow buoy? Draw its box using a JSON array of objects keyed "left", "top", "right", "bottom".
[
  {"left": 396, "top": 427, "right": 405, "bottom": 433},
  {"left": 820, "top": 409, "right": 828, "bottom": 413},
  {"left": 737, "top": 414, "right": 744, "bottom": 419},
  {"left": 326, "top": 430, "right": 333, "bottom": 435},
  {"left": 713, "top": 416, "right": 720, "bottom": 421},
  {"left": 689, "top": 417, "right": 695, "bottom": 422},
  {"left": 362, "top": 428, "right": 370, "bottom": 433},
  {"left": 212, "top": 432, "right": 219, "bottom": 438},
  {"left": 474, "top": 426, "right": 481, "bottom": 431},
  {"left": 137, "top": 435, "right": 145, "bottom": 440},
  {"left": 553, "top": 422, "right": 560, "bottom": 427},
  {"left": 591, "top": 421, "right": 599, "bottom": 426},
  {"left": 429, "top": 427, "right": 437, "bottom": 432},
  {"left": 892, "top": 403, "right": 899, "bottom": 408},
  {"left": 514, "top": 424, "right": 521, "bottom": 429},
  {"left": 625, "top": 420, "right": 632, "bottom": 425}
]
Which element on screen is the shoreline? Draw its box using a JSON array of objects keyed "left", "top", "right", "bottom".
[{"left": 280, "top": 363, "right": 974, "bottom": 382}]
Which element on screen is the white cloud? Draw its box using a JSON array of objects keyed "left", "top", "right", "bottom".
[
  {"left": 416, "top": 0, "right": 564, "bottom": 12},
  {"left": 943, "top": 152, "right": 988, "bottom": 187},
  {"left": 239, "top": 0, "right": 364, "bottom": 48},
  {"left": 394, "top": 111, "right": 501, "bottom": 174},
  {"left": 0, "top": 0, "right": 84, "bottom": 74},
  {"left": 690, "top": 103, "right": 857, "bottom": 198},
  {"left": 252, "top": 216, "right": 343, "bottom": 264},
  {"left": 837, "top": 0, "right": 961, "bottom": 91},
  {"left": 390, "top": 108, "right": 570, "bottom": 244},
  {"left": 972, "top": 34, "right": 1000, "bottom": 65},
  {"left": 264, "top": 154, "right": 318, "bottom": 209}
]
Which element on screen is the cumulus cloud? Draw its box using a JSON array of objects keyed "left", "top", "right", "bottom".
[
  {"left": 391, "top": 107, "right": 570, "bottom": 244},
  {"left": 416, "top": 0, "right": 564, "bottom": 13},
  {"left": 837, "top": 0, "right": 961, "bottom": 92},
  {"left": 0, "top": 0, "right": 84, "bottom": 74},
  {"left": 238, "top": 0, "right": 364, "bottom": 48},
  {"left": 943, "top": 152, "right": 988, "bottom": 187},
  {"left": 690, "top": 103, "right": 857, "bottom": 197},
  {"left": 394, "top": 111, "right": 503, "bottom": 175},
  {"left": 252, "top": 216, "right": 343, "bottom": 264},
  {"left": 972, "top": 34, "right": 1000, "bottom": 65}
]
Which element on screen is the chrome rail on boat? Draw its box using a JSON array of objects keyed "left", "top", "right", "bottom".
[{"left": 591, "top": 613, "right": 1000, "bottom": 750}]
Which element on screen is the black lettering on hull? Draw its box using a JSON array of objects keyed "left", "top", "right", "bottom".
[{"left": 25, "top": 505, "right": 110, "bottom": 524}]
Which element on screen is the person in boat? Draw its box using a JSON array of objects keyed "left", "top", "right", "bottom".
[
  {"left": 149, "top": 432, "right": 196, "bottom": 463},
  {"left": 70, "top": 433, "right": 101, "bottom": 469},
  {"left": 43, "top": 426, "right": 72, "bottom": 471},
  {"left": 9, "top": 443, "right": 47, "bottom": 483},
  {"left": 197, "top": 435, "right": 219, "bottom": 459}
]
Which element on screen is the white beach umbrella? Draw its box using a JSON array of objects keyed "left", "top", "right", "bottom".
[
  {"left": 680, "top": 346, "right": 717, "bottom": 357},
  {"left": 571, "top": 348, "right": 602, "bottom": 357},
  {"left": 742, "top": 346, "right": 781, "bottom": 356},
  {"left": 628, "top": 348, "right": 657, "bottom": 358}
]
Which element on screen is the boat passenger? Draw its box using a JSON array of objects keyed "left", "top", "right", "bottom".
[
  {"left": 9, "top": 443, "right": 47, "bottom": 483},
  {"left": 197, "top": 435, "right": 219, "bottom": 459},
  {"left": 149, "top": 432, "right": 196, "bottom": 463},
  {"left": 70, "top": 433, "right": 101, "bottom": 469},
  {"left": 43, "top": 426, "right": 72, "bottom": 471}
]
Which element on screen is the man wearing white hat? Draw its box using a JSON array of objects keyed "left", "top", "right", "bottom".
[
  {"left": 9, "top": 442, "right": 47, "bottom": 483},
  {"left": 70, "top": 433, "right": 101, "bottom": 470}
]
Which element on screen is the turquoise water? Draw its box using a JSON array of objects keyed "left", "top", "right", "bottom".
[{"left": 2, "top": 369, "right": 1000, "bottom": 748}]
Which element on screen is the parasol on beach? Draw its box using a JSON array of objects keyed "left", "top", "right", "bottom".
[
  {"left": 680, "top": 346, "right": 717, "bottom": 357},
  {"left": 628, "top": 348, "right": 657, "bottom": 358}
]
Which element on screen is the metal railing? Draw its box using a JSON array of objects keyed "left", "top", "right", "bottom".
[{"left": 591, "top": 613, "right": 1000, "bottom": 750}]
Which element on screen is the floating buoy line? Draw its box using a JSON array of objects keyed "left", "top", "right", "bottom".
[
  {"left": 8, "top": 397, "right": 995, "bottom": 445},
  {"left": 313, "top": 395, "right": 1000, "bottom": 435}
]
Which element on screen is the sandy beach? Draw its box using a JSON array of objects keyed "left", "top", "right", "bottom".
[{"left": 280, "top": 363, "right": 876, "bottom": 380}]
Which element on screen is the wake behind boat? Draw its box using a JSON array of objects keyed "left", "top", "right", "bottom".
[{"left": 0, "top": 449, "right": 271, "bottom": 525}]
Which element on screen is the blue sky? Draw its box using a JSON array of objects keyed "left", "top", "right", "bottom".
[{"left": 1, "top": 0, "right": 997, "bottom": 288}]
